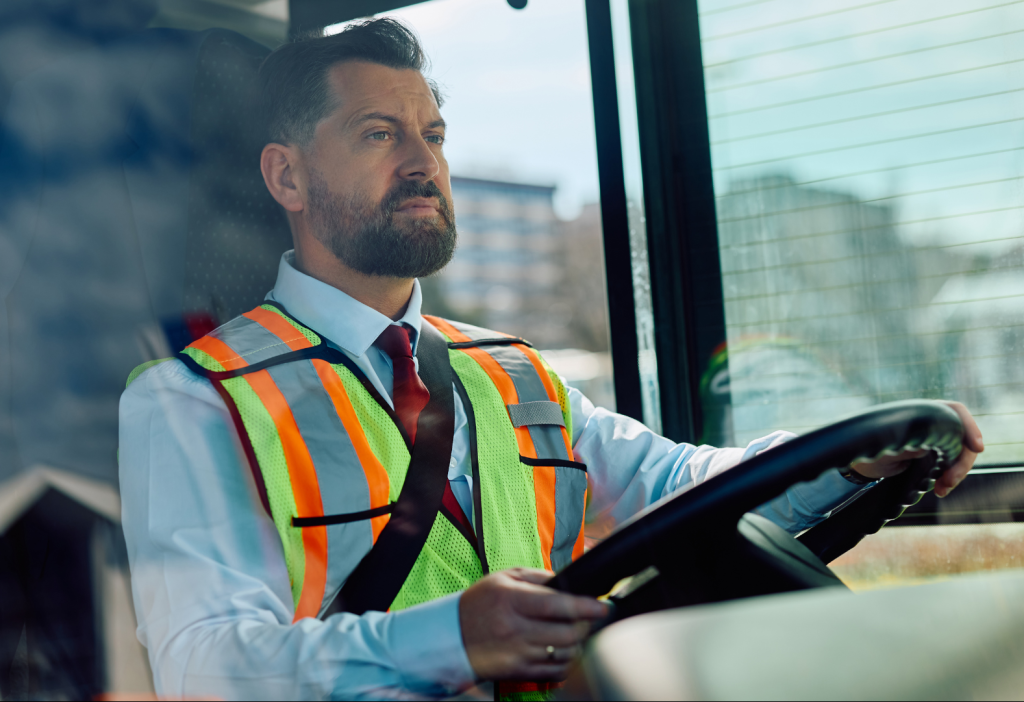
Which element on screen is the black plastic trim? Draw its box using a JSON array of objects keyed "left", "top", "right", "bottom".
[
  {"left": 175, "top": 345, "right": 333, "bottom": 381},
  {"left": 520, "top": 456, "right": 588, "bottom": 472},
  {"left": 293, "top": 503, "right": 394, "bottom": 527},
  {"left": 447, "top": 337, "right": 533, "bottom": 350}
]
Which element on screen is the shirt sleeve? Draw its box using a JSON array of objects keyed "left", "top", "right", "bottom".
[
  {"left": 567, "top": 385, "right": 865, "bottom": 540},
  {"left": 119, "top": 360, "right": 476, "bottom": 701}
]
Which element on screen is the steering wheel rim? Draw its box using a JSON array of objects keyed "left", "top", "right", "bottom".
[{"left": 548, "top": 400, "right": 964, "bottom": 600}]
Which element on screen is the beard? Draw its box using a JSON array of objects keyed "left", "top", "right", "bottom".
[{"left": 306, "top": 169, "right": 458, "bottom": 279}]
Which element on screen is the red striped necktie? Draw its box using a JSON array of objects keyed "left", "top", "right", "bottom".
[{"left": 375, "top": 324, "right": 475, "bottom": 539}]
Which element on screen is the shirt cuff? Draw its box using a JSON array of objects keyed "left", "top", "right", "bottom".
[
  {"left": 388, "top": 591, "right": 476, "bottom": 695},
  {"left": 755, "top": 467, "right": 870, "bottom": 534},
  {"left": 814, "top": 466, "right": 874, "bottom": 506}
]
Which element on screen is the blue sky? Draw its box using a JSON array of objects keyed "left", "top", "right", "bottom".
[
  {"left": 378, "top": 0, "right": 599, "bottom": 220},
  {"left": 699, "top": 0, "right": 1024, "bottom": 252},
  {"left": 333, "top": 0, "right": 1024, "bottom": 250}
]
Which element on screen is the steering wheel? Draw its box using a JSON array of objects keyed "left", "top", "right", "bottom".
[{"left": 547, "top": 401, "right": 964, "bottom": 623}]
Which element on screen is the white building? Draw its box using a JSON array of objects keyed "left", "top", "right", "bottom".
[{"left": 440, "top": 176, "right": 568, "bottom": 348}]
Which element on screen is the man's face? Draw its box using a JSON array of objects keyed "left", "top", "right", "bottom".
[{"left": 303, "top": 61, "right": 456, "bottom": 278}]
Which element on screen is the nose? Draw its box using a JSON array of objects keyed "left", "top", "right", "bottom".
[{"left": 398, "top": 134, "right": 440, "bottom": 182}]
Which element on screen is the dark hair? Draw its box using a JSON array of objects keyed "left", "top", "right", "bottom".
[{"left": 258, "top": 17, "right": 443, "bottom": 147}]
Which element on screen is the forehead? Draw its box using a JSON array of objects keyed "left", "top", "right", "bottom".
[{"left": 325, "top": 61, "right": 440, "bottom": 123}]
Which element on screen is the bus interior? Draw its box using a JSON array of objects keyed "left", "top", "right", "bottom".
[{"left": 1, "top": 0, "right": 1023, "bottom": 699}]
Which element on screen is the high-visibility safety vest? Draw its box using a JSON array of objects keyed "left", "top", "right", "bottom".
[{"left": 128, "top": 302, "right": 588, "bottom": 701}]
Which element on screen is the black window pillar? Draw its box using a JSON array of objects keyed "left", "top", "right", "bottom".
[
  {"left": 627, "top": 0, "right": 727, "bottom": 444},
  {"left": 584, "top": 0, "right": 644, "bottom": 423}
]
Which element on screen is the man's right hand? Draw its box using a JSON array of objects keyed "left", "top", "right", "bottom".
[{"left": 458, "top": 568, "right": 609, "bottom": 681}]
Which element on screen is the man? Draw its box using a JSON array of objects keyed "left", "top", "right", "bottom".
[{"left": 119, "top": 18, "right": 983, "bottom": 701}]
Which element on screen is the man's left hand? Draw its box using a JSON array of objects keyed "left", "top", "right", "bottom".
[{"left": 850, "top": 401, "right": 984, "bottom": 498}]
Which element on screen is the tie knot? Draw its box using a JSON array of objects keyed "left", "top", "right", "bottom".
[{"left": 376, "top": 324, "right": 414, "bottom": 361}]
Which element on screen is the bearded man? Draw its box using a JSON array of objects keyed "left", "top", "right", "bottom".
[{"left": 118, "top": 17, "right": 983, "bottom": 701}]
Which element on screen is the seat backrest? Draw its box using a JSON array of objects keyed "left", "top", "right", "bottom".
[
  {"left": 0, "top": 28, "right": 288, "bottom": 486},
  {"left": 182, "top": 30, "right": 290, "bottom": 324}
]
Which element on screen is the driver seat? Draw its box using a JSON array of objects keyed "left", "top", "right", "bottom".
[{"left": 0, "top": 26, "right": 288, "bottom": 700}]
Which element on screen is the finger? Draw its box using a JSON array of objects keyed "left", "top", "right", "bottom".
[
  {"left": 519, "top": 620, "right": 593, "bottom": 648},
  {"left": 526, "top": 643, "right": 583, "bottom": 664},
  {"left": 936, "top": 448, "right": 977, "bottom": 495},
  {"left": 935, "top": 448, "right": 978, "bottom": 497},
  {"left": 945, "top": 401, "right": 984, "bottom": 453},
  {"left": 512, "top": 587, "right": 609, "bottom": 622},
  {"left": 506, "top": 568, "right": 556, "bottom": 586}
]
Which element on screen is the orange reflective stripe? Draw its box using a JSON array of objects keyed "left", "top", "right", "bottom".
[
  {"left": 571, "top": 487, "right": 587, "bottom": 562},
  {"left": 532, "top": 464, "right": 556, "bottom": 572},
  {"left": 423, "top": 315, "right": 469, "bottom": 343},
  {"left": 514, "top": 344, "right": 557, "bottom": 402},
  {"left": 311, "top": 359, "right": 393, "bottom": 541},
  {"left": 243, "top": 368, "right": 327, "bottom": 622},
  {"left": 469, "top": 350, "right": 533, "bottom": 456},
  {"left": 426, "top": 316, "right": 557, "bottom": 570},
  {"left": 427, "top": 319, "right": 534, "bottom": 457},
  {"left": 243, "top": 306, "right": 313, "bottom": 351},
  {"left": 511, "top": 345, "right": 572, "bottom": 568},
  {"left": 191, "top": 335, "right": 249, "bottom": 371},
  {"left": 515, "top": 344, "right": 573, "bottom": 456},
  {"left": 453, "top": 349, "right": 553, "bottom": 568}
]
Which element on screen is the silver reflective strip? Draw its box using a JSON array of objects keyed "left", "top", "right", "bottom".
[
  {"left": 527, "top": 425, "right": 571, "bottom": 464},
  {"left": 551, "top": 465, "right": 587, "bottom": 571},
  {"left": 507, "top": 401, "right": 565, "bottom": 428},
  {"left": 210, "top": 314, "right": 302, "bottom": 365},
  {"left": 484, "top": 346, "right": 570, "bottom": 461},
  {"left": 484, "top": 345, "right": 582, "bottom": 570},
  {"left": 446, "top": 318, "right": 508, "bottom": 341},
  {"left": 265, "top": 360, "right": 375, "bottom": 614}
]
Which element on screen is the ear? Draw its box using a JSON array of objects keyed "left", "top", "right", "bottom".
[{"left": 260, "top": 142, "right": 305, "bottom": 213}]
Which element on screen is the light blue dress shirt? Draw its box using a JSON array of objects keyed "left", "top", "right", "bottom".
[{"left": 118, "top": 251, "right": 863, "bottom": 700}]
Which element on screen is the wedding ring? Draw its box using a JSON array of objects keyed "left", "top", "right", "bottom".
[{"left": 546, "top": 645, "right": 556, "bottom": 662}]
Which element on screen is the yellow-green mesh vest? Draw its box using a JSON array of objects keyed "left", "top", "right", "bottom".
[
  {"left": 128, "top": 305, "right": 584, "bottom": 702},
  {"left": 130, "top": 306, "right": 581, "bottom": 610}
]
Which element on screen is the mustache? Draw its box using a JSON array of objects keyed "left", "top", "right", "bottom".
[{"left": 379, "top": 180, "right": 453, "bottom": 221}]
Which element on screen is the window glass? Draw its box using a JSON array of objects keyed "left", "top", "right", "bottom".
[
  {"left": 696, "top": 0, "right": 1024, "bottom": 585},
  {"left": 0, "top": 1, "right": 611, "bottom": 697},
  {"left": 831, "top": 522, "right": 1024, "bottom": 590}
]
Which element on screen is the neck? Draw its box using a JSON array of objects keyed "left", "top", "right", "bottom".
[{"left": 292, "top": 229, "right": 414, "bottom": 321}]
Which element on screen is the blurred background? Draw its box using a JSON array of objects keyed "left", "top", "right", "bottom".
[{"left": 1, "top": 0, "right": 1023, "bottom": 697}]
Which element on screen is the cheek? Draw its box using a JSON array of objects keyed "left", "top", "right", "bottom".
[
  {"left": 437, "top": 165, "right": 453, "bottom": 201},
  {"left": 337, "top": 166, "right": 390, "bottom": 207},
  {"left": 316, "top": 144, "right": 389, "bottom": 199}
]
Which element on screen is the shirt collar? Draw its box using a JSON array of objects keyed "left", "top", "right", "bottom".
[{"left": 267, "top": 250, "right": 424, "bottom": 358}]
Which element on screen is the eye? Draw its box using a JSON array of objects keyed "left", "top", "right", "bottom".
[
  {"left": 426, "top": 134, "right": 444, "bottom": 145},
  {"left": 370, "top": 131, "right": 390, "bottom": 141}
]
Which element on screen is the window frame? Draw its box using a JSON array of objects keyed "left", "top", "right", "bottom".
[
  {"left": 611, "top": 0, "right": 1024, "bottom": 528},
  {"left": 619, "top": 0, "right": 727, "bottom": 444},
  {"left": 306, "top": 1, "right": 1024, "bottom": 501}
]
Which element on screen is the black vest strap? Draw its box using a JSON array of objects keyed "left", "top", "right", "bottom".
[{"left": 322, "top": 321, "right": 456, "bottom": 616}]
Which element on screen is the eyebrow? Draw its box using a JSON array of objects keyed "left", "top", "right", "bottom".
[{"left": 353, "top": 112, "right": 447, "bottom": 130}]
